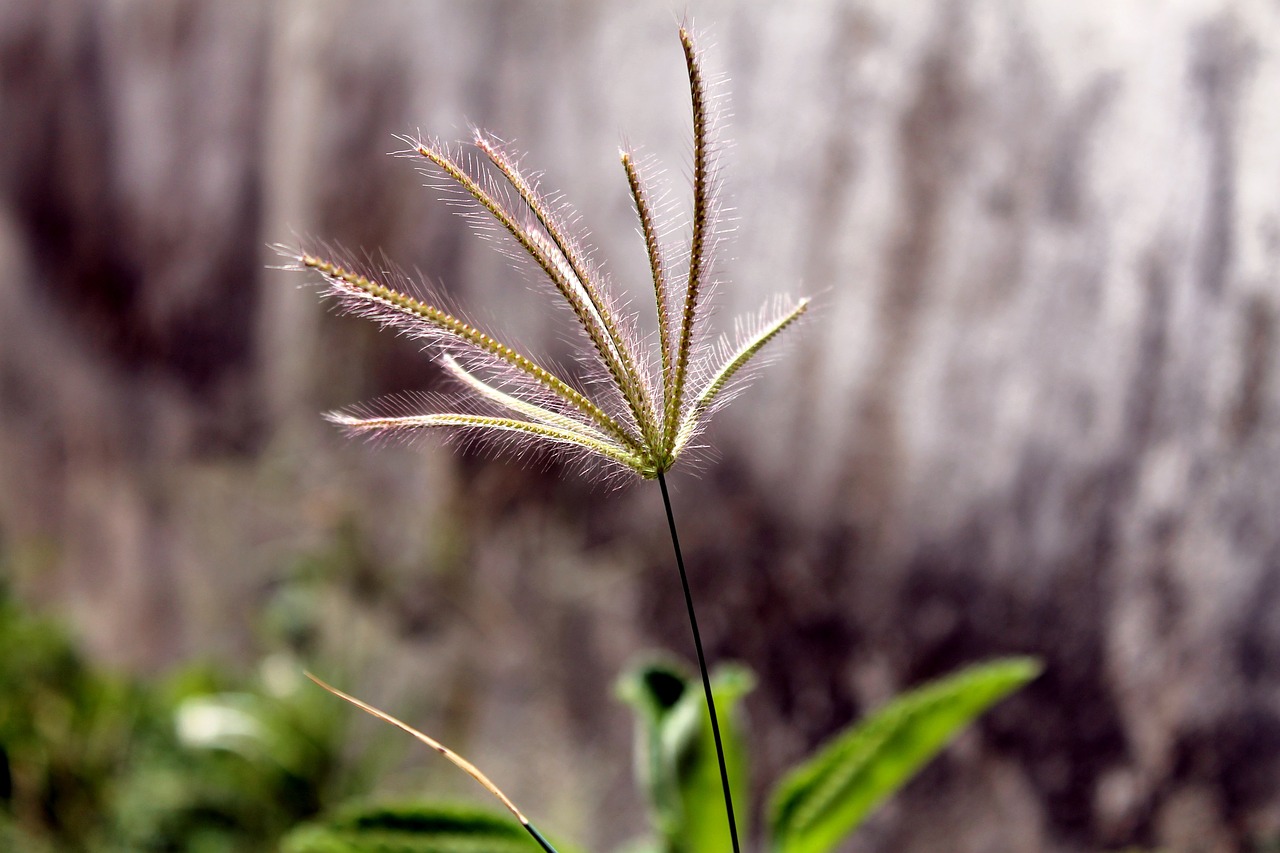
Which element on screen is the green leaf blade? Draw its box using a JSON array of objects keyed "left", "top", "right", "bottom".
[
  {"left": 281, "top": 802, "right": 546, "bottom": 853},
  {"left": 617, "top": 660, "right": 754, "bottom": 853},
  {"left": 768, "top": 657, "right": 1041, "bottom": 853},
  {"left": 674, "top": 665, "right": 753, "bottom": 853}
]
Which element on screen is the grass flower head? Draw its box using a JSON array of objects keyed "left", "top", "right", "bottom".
[{"left": 287, "top": 27, "right": 807, "bottom": 481}]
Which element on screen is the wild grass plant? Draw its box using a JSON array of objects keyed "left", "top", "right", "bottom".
[{"left": 282, "top": 24, "right": 1037, "bottom": 853}]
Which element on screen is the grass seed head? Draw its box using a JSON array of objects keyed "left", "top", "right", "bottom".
[{"left": 289, "top": 26, "right": 807, "bottom": 482}]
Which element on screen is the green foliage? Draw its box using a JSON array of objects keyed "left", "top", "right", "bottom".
[
  {"left": 0, "top": 582, "right": 365, "bottom": 851},
  {"left": 768, "top": 657, "right": 1041, "bottom": 853},
  {"left": 108, "top": 662, "right": 356, "bottom": 851},
  {"left": 616, "top": 661, "right": 754, "bottom": 853},
  {"left": 283, "top": 802, "right": 545, "bottom": 853},
  {"left": 0, "top": 585, "right": 158, "bottom": 849},
  {"left": 0, "top": 573, "right": 1038, "bottom": 853},
  {"left": 609, "top": 656, "right": 1037, "bottom": 853}
]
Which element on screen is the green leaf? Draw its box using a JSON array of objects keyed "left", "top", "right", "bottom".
[
  {"left": 281, "top": 802, "right": 544, "bottom": 853},
  {"left": 768, "top": 657, "right": 1041, "bottom": 853},
  {"left": 617, "top": 660, "right": 754, "bottom": 853}
]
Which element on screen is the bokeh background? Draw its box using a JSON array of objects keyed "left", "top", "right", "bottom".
[{"left": 4, "top": 0, "right": 1280, "bottom": 850}]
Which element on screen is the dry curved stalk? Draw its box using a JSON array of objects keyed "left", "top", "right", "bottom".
[{"left": 305, "top": 673, "right": 560, "bottom": 853}]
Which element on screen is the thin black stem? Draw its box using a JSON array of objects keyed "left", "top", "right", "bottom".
[
  {"left": 657, "top": 471, "right": 741, "bottom": 853},
  {"left": 523, "top": 822, "right": 559, "bottom": 853}
]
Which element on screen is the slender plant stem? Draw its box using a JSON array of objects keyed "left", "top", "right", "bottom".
[
  {"left": 523, "top": 822, "right": 559, "bottom": 853},
  {"left": 657, "top": 471, "right": 741, "bottom": 853}
]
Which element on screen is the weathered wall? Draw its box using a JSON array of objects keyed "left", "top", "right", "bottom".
[{"left": 3, "top": 1, "right": 1280, "bottom": 850}]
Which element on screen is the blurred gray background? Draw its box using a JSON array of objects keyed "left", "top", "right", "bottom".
[{"left": 3, "top": 0, "right": 1280, "bottom": 850}]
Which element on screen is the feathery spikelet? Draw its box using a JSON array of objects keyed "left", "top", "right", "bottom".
[{"left": 286, "top": 26, "right": 808, "bottom": 481}]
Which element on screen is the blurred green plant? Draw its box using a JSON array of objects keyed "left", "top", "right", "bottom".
[
  {"left": 0, "top": 581, "right": 154, "bottom": 850},
  {"left": 0, "top": 579, "right": 370, "bottom": 851},
  {"left": 765, "top": 658, "right": 1038, "bottom": 853},
  {"left": 282, "top": 801, "right": 546, "bottom": 853},
  {"left": 616, "top": 661, "right": 754, "bottom": 853},
  {"left": 284, "top": 657, "right": 1039, "bottom": 853}
]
